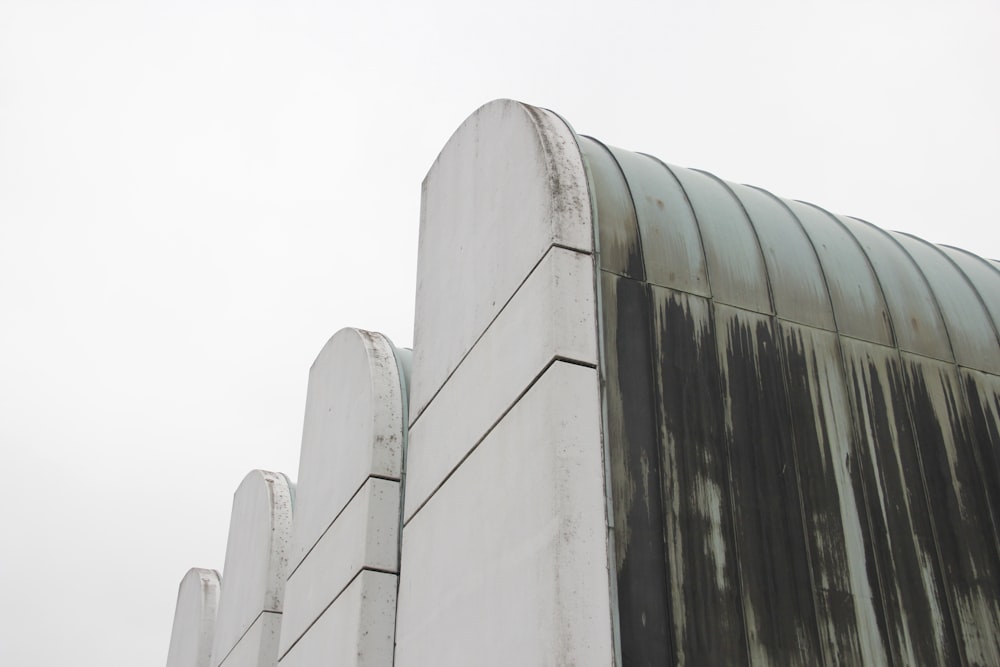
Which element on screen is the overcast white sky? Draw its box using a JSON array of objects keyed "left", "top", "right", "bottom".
[{"left": 1, "top": 1, "right": 998, "bottom": 664}]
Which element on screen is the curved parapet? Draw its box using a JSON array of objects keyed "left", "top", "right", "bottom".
[
  {"left": 278, "top": 328, "right": 408, "bottom": 665},
  {"left": 410, "top": 99, "right": 594, "bottom": 422},
  {"left": 397, "top": 99, "right": 612, "bottom": 667},
  {"left": 210, "top": 470, "right": 294, "bottom": 667},
  {"left": 166, "top": 568, "right": 221, "bottom": 667},
  {"left": 286, "top": 328, "right": 407, "bottom": 573}
]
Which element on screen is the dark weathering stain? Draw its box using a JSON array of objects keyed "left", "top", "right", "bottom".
[
  {"left": 589, "top": 142, "right": 1000, "bottom": 666},
  {"left": 605, "top": 287, "right": 1000, "bottom": 665},
  {"left": 579, "top": 136, "right": 645, "bottom": 281},
  {"left": 603, "top": 272, "right": 670, "bottom": 666},
  {"left": 962, "top": 369, "right": 1000, "bottom": 560},
  {"left": 842, "top": 343, "right": 962, "bottom": 665},
  {"left": 777, "top": 324, "right": 886, "bottom": 665},
  {"left": 715, "top": 307, "right": 821, "bottom": 665},
  {"left": 650, "top": 287, "right": 748, "bottom": 665},
  {"left": 901, "top": 359, "right": 1000, "bottom": 665}
]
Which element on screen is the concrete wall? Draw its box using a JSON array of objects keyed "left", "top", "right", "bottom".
[
  {"left": 395, "top": 99, "right": 615, "bottom": 667},
  {"left": 209, "top": 470, "right": 293, "bottom": 667},
  {"left": 166, "top": 568, "right": 220, "bottom": 667},
  {"left": 277, "top": 328, "right": 408, "bottom": 667}
]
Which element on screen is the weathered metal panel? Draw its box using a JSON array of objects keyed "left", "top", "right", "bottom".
[
  {"left": 732, "top": 185, "right": 836, "bottom": 330},
  {"left": 713, "top": 303, "right": 821, "bottom": 665},
  {"left": 648, "top": 285, "right": 748, "bottom": 664},
  {"left": 839, "top": 338, "right": 962, "bottom": 665},
  {"left": 578, "top": 137, "right": 644, "bottom": 280},
  {"left": 600, "top": 272, "right": 670, "bottom": 666},
  {"left": 776, "top": 322, "right": 885, "bottom": 665},
  {"left": 839, "top": 217, "right": 953, "bottom": 361},
  {"left": 664, "top": 165, "right": 773, "bottom": 314},
  {"left": 785, "top": 201, "right": 894, "bottom": 345},
  {"left": 939, "top": 245, "right": 1000, "bottom": 349},
  {"left": 587, "top": 136, "right": 1000, "bottom": 666},
  {"left": 961, "top": 368, "right": 1000, "bottom": 567},
  {"left": 892, "top": 232, "right": 1000, "bottom": 374},
  {"left": 607, "top": 148, "right": 711, "bottom": 296},
  {"left": 899, "top": 354, "right": 1000, "bottom": 665}
]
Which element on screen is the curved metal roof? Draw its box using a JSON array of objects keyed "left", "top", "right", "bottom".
[{"left": 579, "top": 137, "right": 1000, "bottom": 375}]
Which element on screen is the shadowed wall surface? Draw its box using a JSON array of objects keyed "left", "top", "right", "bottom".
[{"left": 581, "top": 135, "right": 1000, "bottom": 666}]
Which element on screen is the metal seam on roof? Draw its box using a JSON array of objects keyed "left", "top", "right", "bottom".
[
  {"left": 600, "top": 144, "right": 653, "bottom": 284},
  {"left": 608, "top": 146, "right": 711, "bottom": 296},
  {"left": 666, "top": 164, "right": 772, "bottom": 314},
  {"left": 693, "top": 170, "right": 777, "bottom": 317},
  {"left": 799, "top": 201, "right": 899, "bottom": 347},
  {"left": 572, "top": 129, "right": 628, "bottom": 667},
  {"left": 939, "top": 245, "right": 1000, "bottom": 345},
  {"left": 930, "top": 240, "right": 1000, "bottom": 352},
  {"left": 581, "top": 137, "right": 1000, "bottom": 374},
  {"left": 838, "top": 216, "right": 955, "bottom": 363},
  {"left": 581, "top": 139, "right": 999, "bottom": 376},
  {"left": 577, "top": 136, "right": 645, "bottom": 281},
  {"left": 891, "top": 230, "right": 1000, "bottom": 374},
  {"left": 746, "top": 184, "right": 839, "bottom": 332},
  {"left": 638, "top": 153, "right": 715, "bottom": 299}
]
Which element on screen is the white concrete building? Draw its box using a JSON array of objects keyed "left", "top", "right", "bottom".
[{"left": 166, "top": 99, "right": 1000, "bottom": 666}]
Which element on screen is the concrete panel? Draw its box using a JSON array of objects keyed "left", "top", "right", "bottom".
[
  {"left": 166, "top": 568, "right": 221, "bottom": 667},
  {"left": 290, "top": 328, "right": 405, "bottom": 573},
  {"left": 404, "top": 247, "right": 597, "bottom": 520},
  {"left": 395, "top": 362, "right": 613, "bottom": 667},
  {"left": 278, "top": 477, "right": 399, "bottom": 657},
  {"left": 211, "top": 471, "right": 294, "bottom": 667},
  {"left": 278, "top": 571, "right": 397, "bottom": 667},
  {"left": 217, "top": 612, "right": 281, "bottom": 667},
  {"left": 411, "top": 99, "right": 593, "bottom": 419}
]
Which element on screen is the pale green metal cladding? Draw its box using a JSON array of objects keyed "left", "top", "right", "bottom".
[{"left": 580, "top": 133, "right": 1000, "bottom": 665}]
